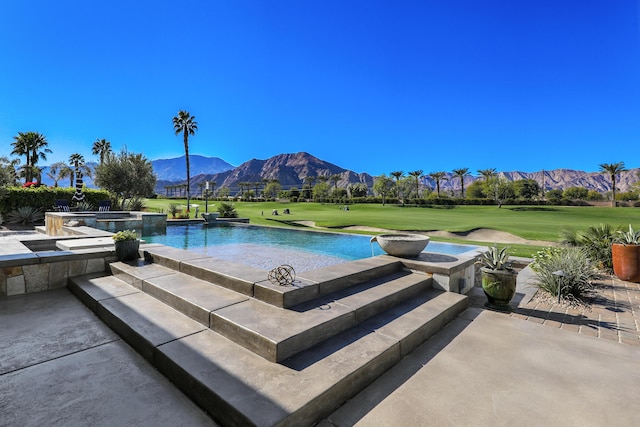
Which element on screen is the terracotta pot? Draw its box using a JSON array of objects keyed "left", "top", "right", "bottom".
[
  {"left": 612, "top": 243, "right": 640, "bottom": 283},
  {"left": 115, "top": 239, "right": 140, "bottom": 261},
  {"left": 481, "top": 267, "right": 518, "bottom": 310}
]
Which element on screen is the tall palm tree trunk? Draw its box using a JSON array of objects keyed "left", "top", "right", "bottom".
[{"left": 184, "top": 129, "right": 190, "bottom": 210}]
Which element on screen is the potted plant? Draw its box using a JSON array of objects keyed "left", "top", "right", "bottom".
[
  {"left": 112, "top": 230, "right": 140, "bottom": 261},
  {"left": 477, "top": 244, "right": 518, "bottom": 310},
  {"left": 612, "top": 224, "right": 640, "bottom": 283}
]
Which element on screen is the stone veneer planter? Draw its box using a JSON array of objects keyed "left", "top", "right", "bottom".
[{"left": 0, "top": 249, "right": 113, "bottom": 296}]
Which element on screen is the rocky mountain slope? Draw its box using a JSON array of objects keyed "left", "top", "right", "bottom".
[{"left": 156, "top": 152, "right": 638, "bottom": 195}]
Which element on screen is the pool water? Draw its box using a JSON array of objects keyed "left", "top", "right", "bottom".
[{"left": 143, "top": 224, "right": 479, "bottom": 272}]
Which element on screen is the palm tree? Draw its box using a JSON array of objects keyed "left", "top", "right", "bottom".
[
  {"left": 408, "top": 170, "right": 423, "bottom": 199},
  {"left": 428, "top": 171, "right": 447, "bottom": 197},
  {"left": 330, "top": 174, "right": 341, "bottom": 191},
  {"left": 47, "top": 161, "right": 68, "bottom": 187},
  {"left": 11, "top": 131, "right": 51, "bottom": 183},
  {"left": 477, "top": 168, "right": 497, "bottom": 180},
  {"left": 172, "top": 110, "right": 198, "bottom": 211},
  {"left": 92, "top": 138, "right": 112, "bottom": 165},
  {"left": 390, "top": 171, "right": 404, "bottom": 203},
  {"left": 599, "top": 162, "right": 627, "bottom": 207},
  {"left": 452, "top": 168, "right": 470, "bottom": 198}
]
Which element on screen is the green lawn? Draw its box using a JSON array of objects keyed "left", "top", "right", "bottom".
[{"left": 143, "top": 199, "right": 639, "bottom": 257}]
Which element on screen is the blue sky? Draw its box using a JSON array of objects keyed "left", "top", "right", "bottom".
[{"left": 1, "top": 0, "right": 639, "bottom": 176}]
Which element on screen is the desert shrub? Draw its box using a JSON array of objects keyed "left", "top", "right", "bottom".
[
  {"left": 530, "top": 247, "right": 598, "bottom": 300},
  {"left": 168, "top": 203, "right": 181, "bottom": 218},
  {"left": 126, "top": 197, "right": 145, "bottom": 211},
  {"left": 6, "top": 206, "right": 45, "bottom": 225},
  {"left": 217, "top": 202, "right": 238, "bottom": 218},
  {"left": 74, "top": 201, "right": 95, "bottom": 211},
  {"left": 560, "top": 223, "right": 618, "bottom": 270}
]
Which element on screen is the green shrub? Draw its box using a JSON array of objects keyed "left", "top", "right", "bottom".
[
  {"left": 560, "top": 223, "right": 618, "bottom": 270},
  {"left": 217, "top": 202, "right": 238, "bottom": 218},
  {"left": 530, "top": 247, "right": 598, "bottom": 300}
]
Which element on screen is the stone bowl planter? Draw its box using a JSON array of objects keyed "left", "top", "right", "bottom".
[{"left": 371, "top": 233, "right": 430, "bottom": 258}]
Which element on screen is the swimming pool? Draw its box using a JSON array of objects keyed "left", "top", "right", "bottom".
[{"left": 143, "top": 224, "right": 480, "bottom": 272}]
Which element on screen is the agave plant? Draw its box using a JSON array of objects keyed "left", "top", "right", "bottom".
[
  {"left": 616, "top": 224, "right": 640, "bottom": 245},
  {"left": 477, "top": 244, "right": 512, "bottom": 270},
  {"left": 6, "top": 206, "right": 44, "bottom": 225},
  {"left": 74, "top": 201, "right": 94, "bottom": 212}
]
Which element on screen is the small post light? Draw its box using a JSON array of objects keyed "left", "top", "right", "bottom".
[{"left": 552, "top": 270, "right": 566, "bottom": 303}]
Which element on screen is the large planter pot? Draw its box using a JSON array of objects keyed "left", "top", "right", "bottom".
[
  {"left": 371, "top": 233, "right": 430, "bottom": 258},
  {"left": 481, "top": 267, "right": 518, "bottom": 310},
  {"left": 612, "top": 243, "right": 640, "bottom": 283},
  {"left": 115, "top": 240, "right": 140, "bottom": 261}
]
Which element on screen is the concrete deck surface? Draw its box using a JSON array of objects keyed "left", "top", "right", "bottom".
[
  {"left": 324, "top": 308, "right": 640, "bottom": 426},
  {"left": 0, "top": 288, "right": 217, "bottom": 427}
]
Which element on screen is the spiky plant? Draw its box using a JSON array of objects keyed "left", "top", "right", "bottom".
[
  {"left": 217, "top": 202, "right": 238, "bottom": 218},
  {"left": 616, "top": 224, "right": 640, "bottom": 245},
  {"left": 477, "top": 244, "right": 512, "bottom": 270},
  {"left": 7, "top": 206, "right": 44, "bottom": 225},
  {"left": 531, "top": 247, "right": 598, "bottom": 300},
  {"left": 561, "top": 223, "right": 618, "bottom": 270}
]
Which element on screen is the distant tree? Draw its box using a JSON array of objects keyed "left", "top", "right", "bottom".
[
  {"left": 46, "top": 161, "right": 69, "bottom": 188},
  {"left": 11, "top": 131, "right": 51, "bottom": 183},
  {"left": 563, "top": 186, "right": 589, "bottom": 200},
  {"left": 466, "top": 180, "right": 486, "bottom": 198},
  {"left": 0, "top": 156, "right": 18, "bottom": 188},
  {"left": 92, "top": 138, "right": 112, "bottom": 165},
  {"left": 238, "top": 182, "right": 251, "bottom": 199},
  {"left": 485, "top": 176, "right": 515, "bottom": 207},
  {"left": 348, "top": 183, "right": 368, "bottom": 198},
  {"left": 586, "top": 190, "right": 604, "bottom": 201},
  {"left": 390, "top": 171, "right": 404, "bottom": 203},
  {"left": 330, "top": 174, "right": 341, "bottom": 192},
  {"left": 452, "top": 168, "right": 470, "bottom": 198},
  {"left": 428, "top": 171, "right": 447, "bottom": 197},
  {"left": 303, "top": 176, "right": 316, "bottom": 200},
  {"left": 408, "top": 170, "right": 423, "bottom": 199},
  {"left": 172, "top": 110, "right": 198, "bottom": 210},
  {"left": 599, "top": 162, "right": 626, "bottom": 207},
  {"left": 218, "top": 187, "right": 230, "bottom": 199},
  {"left": 313, "top": 181, "right": 331, "bottom": 201},
  {"left": 288, "top": 187, "right": 300, "bottom": 200},
  {"left": 95, "top": 148, "right": 156, "bottom": 209},
  {"left": 546, "top": 189, "right": 564, "bottom": 203},
  {"left": 477, "top": 168, "right": 497, "bottom": 181},
  {"left": 512, "top": 179, "right": 540, "bottom": 199},
  {"left": 373, "top": 174, "right": 395, "bottom": 205},
  {"left": 264, "top": 181, "right": 282, "bottom": 199}
]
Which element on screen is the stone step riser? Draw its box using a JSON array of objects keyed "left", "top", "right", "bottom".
[
  {"left": 110, "top": 260, "right": 433, "bottom": 362},
  {"left": 212, "top": 274, "right": 433, "bottom": 362}
]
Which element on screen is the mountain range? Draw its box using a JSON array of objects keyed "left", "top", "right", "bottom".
[
  {"left": 37, "top": 152, "right": 638, "bottom": 195},
  {"left": 154, "top": 152, "right": 639, "bottom": 195}
]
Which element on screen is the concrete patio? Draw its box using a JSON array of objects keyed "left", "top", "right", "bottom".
[
  {"left": 2, "top": 273, "right": 639, "bottom": 426},
  {"left": 1, "top": 229, "right": 639, "bottom": 426}
]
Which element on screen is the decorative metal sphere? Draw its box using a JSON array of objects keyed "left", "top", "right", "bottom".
[{"left": 268, "top": 264, "right": 296, "bottom": 286}]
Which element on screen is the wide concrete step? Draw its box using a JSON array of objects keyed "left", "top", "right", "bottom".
[
  {"left": 109, "top": 259, "right": 433, "bottom": 362},
  {"left": 213, "top": 271, "right": 432, "bottom": 362},
  {"left": 67, "top": 272, "right": 468, "bottom": 427},
  {"left": 138, "top": 245, "right": 407, "bottom": 308}
]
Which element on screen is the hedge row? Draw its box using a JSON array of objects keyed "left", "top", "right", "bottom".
[{"left": 0, "top": 187, "right": 112, "bottom": 214}]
